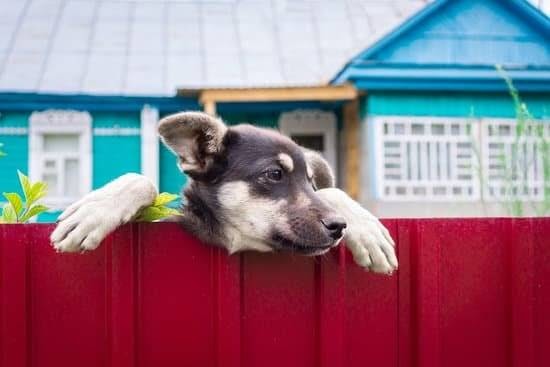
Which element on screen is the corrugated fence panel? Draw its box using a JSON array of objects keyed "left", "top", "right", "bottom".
[{"left": 0, "top": 219, "right": 549, "bottom": 367}]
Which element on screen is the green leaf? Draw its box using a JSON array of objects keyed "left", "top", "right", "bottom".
[
  {"left": 153, "top": 192, "right": 179, "bottom": 207},
  {"left": 27, "top": 181, "right": 48, "bottom": 206},
  {"left": 1, "top": 203, "right": 17, "bottom": 223},
  {"left": 17, "top": 170, "right": 31, "bottom": 202},
  {"left": 3, "top": 192, "right": 24, "bottom": 217},
  {"left": 19, "top": 204, "right": 49, "bottom": 223},
  {"left": 136, "top": 206, "right": 181, "bottom": 222},
  {"left": 0, "top": 143, "right": 6, "bottom": 157}
]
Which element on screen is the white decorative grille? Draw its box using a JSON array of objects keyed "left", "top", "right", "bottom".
[
  {"left": 373, "top": 117, "right": 480, "bottom": 201},
  {"left": 481, "top": 119, "right": 550, "bottom": 201}
]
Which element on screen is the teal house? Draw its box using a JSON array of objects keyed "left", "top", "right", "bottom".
[
  {"left": 0, "top": 0, "right": 548, "bottom": 220},
  {"left": 333, "top": 0, "right": 550, "bottom": 216}
]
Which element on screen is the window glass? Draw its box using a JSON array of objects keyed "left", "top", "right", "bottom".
[
  {"left": 43, "top": 173, "right": 58, "bottom": 195},
  {"left": 43, "top": 134, "right": 79, "bottom": 153},
  {"left": 65, "top": 159, "right": 80, "bottom": 197},
  {"left": 291, "top": 134, "right": 325, "bottom": 152}
]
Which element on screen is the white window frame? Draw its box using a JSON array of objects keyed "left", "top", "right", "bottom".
[
  {"left": 278, "top": 109, "right": 338, "bottom": 174},
  {"left": 372, "top": 116, "right": 481, "bottom": 202},
  {"left": 140, "top": 105, "right": 159, "bottom": 187},
  {"left": 29, "top": 110, "right": 92, "bottom": 209},
  {"left": 481, "top": 118, "right": 550, "bottom": 202}
]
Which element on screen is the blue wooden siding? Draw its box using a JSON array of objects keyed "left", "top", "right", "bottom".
[
  {"left": 92, "top": 112, "right": 141, "bottom": 187},
  {"left": 158, "top": 110, "right": 187, "bottom": 197},
  {"left": 0, "top": 112, "right": 29, "bottom": 194},
  {"left": 0, "top": 93, "right": 199, "bottom": 113},
  {"left": 372, "top": 0, "right": 549, "bottom": 66},
  {"left": 365, "top": 92, "right": 550, "bottom": 118},
  {"left": 333, "top": 0, "right": 550, "bottom": 91}
]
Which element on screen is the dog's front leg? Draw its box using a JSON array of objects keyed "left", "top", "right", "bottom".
[
  {"left": 315, "top": 188, "right": 398, "bottom": 274},
  {"left": 51, "top": 173, "right": 157, "bottom": 252}
]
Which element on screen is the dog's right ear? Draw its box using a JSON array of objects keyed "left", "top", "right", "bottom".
[
  {"left": 158, "top": 112, "right": 228, "bottom": 176},
  {"left": 302, "top": 148, "right": 335, "bottom": 190}
]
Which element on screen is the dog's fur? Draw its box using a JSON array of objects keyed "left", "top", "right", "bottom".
[{"left": 51, "top": 112, "right": 397, "bottom": 274}]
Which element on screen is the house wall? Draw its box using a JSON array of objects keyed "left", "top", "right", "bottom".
[
  {"left": 159, "top": 144, "right": 186, "bottom": 196},
  {"left": 158, "top": 111, "right": 188, "bottom": 198},
  {"left": 361, "top": 91, "right": 550, "bottom": 217},
  {"left": 366, "top": 91, "right": 550, "bottom": 118},
  {"left": 0, "top": 112, "right": 29, "bottom": 193},
  {"left": 92, "top": 112, "right": 141, "bottom": 187},
  {"left": 0, "top": 110, "right": 144, "bottom": 221}
]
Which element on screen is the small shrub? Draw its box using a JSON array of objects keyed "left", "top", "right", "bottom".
[
  {"left": 1, "top": 171, "right": 49, "bottom": 223},
  {"left": 136, "top": 192, "right": 181, "bottom": 222}
]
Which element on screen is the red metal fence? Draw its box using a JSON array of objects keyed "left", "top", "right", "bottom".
[{"left": 0, "top": 219, "right": 549, "bottom": 367}]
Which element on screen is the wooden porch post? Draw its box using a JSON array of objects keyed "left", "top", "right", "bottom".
[
  {"left": 203, "top": 100, "right": 217, "bottom": 116},
  {"left": 343, "top": 100, "right": 360, "bottom": 200}
]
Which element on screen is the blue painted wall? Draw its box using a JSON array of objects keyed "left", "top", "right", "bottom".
[
  {"left": 92, "top": 112, "right": 141, "bottom": 187},
  {"left": 0, "top": 112, "right": 29, "bottom": 194},
  {"left": 365, "top": 91, "right": 550, "bottom": 118},
  {"left": 159, "top": 144, "right": 186, "bottom": 196}
]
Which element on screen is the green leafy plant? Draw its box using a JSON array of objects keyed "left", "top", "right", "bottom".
[
  {"left": 467, "top": 67, "right": 550, "bottom": 216},
  {"left": 1, "top": 171, "right": 49, "bottom": 223},
  {"left": 475, "top": 65, "right": 550, "bottom": 217},
  {"left": 495, "top": 65, "right": 550, "bottom": 216},
  {"left": 136, "top": 192, "right": 182, "bottom": 222}
]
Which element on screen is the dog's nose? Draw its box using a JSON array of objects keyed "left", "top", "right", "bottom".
[{"left": 321, "top": 216, "right": 347, "bottom": 240}]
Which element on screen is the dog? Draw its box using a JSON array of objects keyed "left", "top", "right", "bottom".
[{"left": 50, "top": 112, "right": 398, "bottom": 274}]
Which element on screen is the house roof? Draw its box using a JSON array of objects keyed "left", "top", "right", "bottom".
[
  {"left": 333, "top": 0, "right": 550, "bottom": 91},
  {"left": 0, "top": 0, "right": 429, "bottom": 97}
]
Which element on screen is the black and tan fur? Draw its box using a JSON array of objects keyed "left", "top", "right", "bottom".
[{"left": 51, "top": 112, "right": 398, "bottom": 273}]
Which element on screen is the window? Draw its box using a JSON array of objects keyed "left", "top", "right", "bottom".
[
  {"left": 482, "top": 119, "right": 550, "bottom": 201},
  {"left": 372, "top": 116, "right": 550, "bottom": 202},
  {"left": 372, "top": 116, "right": 480, "bottom": 201},
  {"left": 279, "top": 109, "right": 337, "bottom": 172},
  {"left": 29, "top": 110, "right": 92, "bottom": 209}
]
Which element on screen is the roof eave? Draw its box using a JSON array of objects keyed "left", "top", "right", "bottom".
[{"left": 189, "top": 85, "right": 358, "bottom": 105}]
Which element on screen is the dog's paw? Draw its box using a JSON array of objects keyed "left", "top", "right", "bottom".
[
  {"left": 315, "top": 188, "right": 397, "bottom": 274},
  {"left": 344, "top": 214, "right": 397, "bottom": 274},
  {"left": 51, "top": 193, "right": 125, "bottom": 252},
  {"left": 50, "top": 173, "right": 157, "bottom": 253}
]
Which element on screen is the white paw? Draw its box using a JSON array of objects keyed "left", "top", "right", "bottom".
[
  {"left": 345, "top": 215, "right": 397, "bottom": 274},
  {"left": 50, "top": 173, "right": 157, "bottom": 253},
  {"left": 51, "top": 197, "right": 124, "bottom": 253},
  {"left": 315, "top": 188, "right": 397, "bottom": 274}
]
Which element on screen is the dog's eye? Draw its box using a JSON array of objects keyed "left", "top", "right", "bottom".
[{"left": 265, "top": 168, "right": 283, "bottom": 182}]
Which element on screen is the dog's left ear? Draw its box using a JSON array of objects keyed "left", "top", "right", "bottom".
[
  {"left": 302, "top": 148, "right": 335, "bottom": 189},
  {"left": 158, "top": 112, "right": 228, "bottom": 176}
]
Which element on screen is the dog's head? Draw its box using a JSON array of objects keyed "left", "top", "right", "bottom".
[{"left": 158, "top": 112, "right": 346, "bottom": 255}]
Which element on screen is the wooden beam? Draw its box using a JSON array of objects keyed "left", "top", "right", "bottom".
[
  {"left": 197, "top": 85, "right": 357, "bottom": 104},
  {"left": 343, "top": 100, "right": 360, "bottom": 200},
  {"left": 203, "top": 100, "right": 217, "bottom": 116}
]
